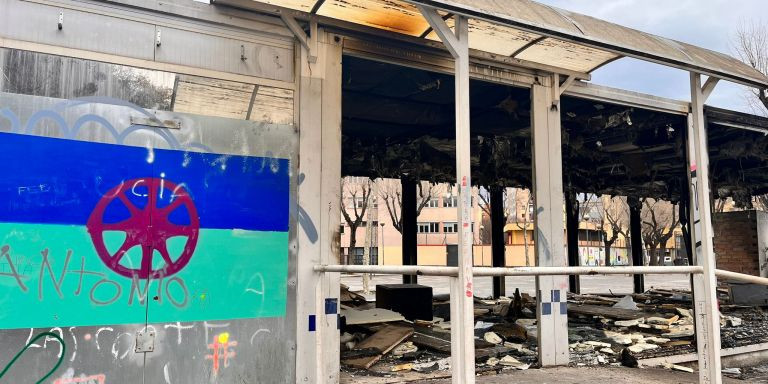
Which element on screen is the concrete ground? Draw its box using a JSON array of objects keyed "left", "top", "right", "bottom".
[
  {"left": 411, "top": 367, "right": 745, "bottom": 384},
  {"left": 341, "top": 273, "right": 691, "bottom": 297}
]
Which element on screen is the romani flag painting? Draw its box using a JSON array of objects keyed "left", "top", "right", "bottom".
[{"left": 0, "top": 131, "right": 290, "bottom": 328}]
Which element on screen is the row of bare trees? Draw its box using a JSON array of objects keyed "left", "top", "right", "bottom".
[
  {"left": 342, "top": 177, "right": 685, "bottom": 267},
  {"left": 340, "top": 178, "right": 443, "bottom": 252}
]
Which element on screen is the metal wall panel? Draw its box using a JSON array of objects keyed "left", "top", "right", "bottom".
[
  {"left": 155, "top": 27, "right": 294, "bottom": 83},
  {"left": 0, "top": 0, "right": 156, "bottom": 60}
]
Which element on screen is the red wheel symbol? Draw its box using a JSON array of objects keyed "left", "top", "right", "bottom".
[{"left": 87, "top": 178, "right": 199, "bottom": 279}]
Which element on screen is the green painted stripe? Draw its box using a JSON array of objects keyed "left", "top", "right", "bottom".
[{"left": 0, "top": 223, "right": 288, "bottom": 329}]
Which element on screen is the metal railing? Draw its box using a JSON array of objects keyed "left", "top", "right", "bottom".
[{"left": 316, "top": 264, "right": 705, "bottom": 276}]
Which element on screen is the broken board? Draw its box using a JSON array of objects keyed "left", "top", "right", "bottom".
[
  {"left": 342, "top": 307, "right": 406, "bottom": 325},
  {"left": 343, "top": 325, "right": 414, "bottom": 369},
  {"left": 411, "top": 327, "right": 494, "bottom": 354},
  {"left": 567, "top": 304, "right": 654, "bottom": 320},
  {"left": 411, "top": 331, "right": 452, "bottom": 354}
]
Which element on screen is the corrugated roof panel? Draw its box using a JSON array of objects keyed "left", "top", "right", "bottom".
[
  {"left": 407, "top": 0, "right": 768, "bottom": 87},
  {"left": 225, "top": 0, "right": 768, "bottom": 87},
  {"left": 425, "top": 17, "right": 543, "bottom": 57},
  {"left": 317, "top": 0, "right": 430, "bottom": 36},
  {"left": 516, "top": 38, "right": 619, "bottom": 73},
  {"left": 558, "top": 10, "right": 693, "bottom": 64}
]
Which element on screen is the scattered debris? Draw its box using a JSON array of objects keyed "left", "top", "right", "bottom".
[
  {"left": 614, "top": 319, "right": 643, "bottom": 327},
  {"left": 340, "top": 283, "right": 768, "bottom": 381},
  {"left": 620, "top": 348, "right": 638, "bottom": 368},
  {"left": 392, "top": 342, "right": 418, "bottom": 356},
  {"left": 613, "top": 295, "right": 639, "bottom": 311},
  {"left": 676, "top": 308, "right": 693, "bottom": 318},
  {"left": 662, "top": 362, "right": 695, "bottom": 373},
  {"left": 390, "top": 363, "right": 413, "bottom": 372},
  {"left": 498, "top": 355, "right": 530, "bottom": 370},
  {"left": 483, "top": 332, "right": 503, "bottom": 345}
]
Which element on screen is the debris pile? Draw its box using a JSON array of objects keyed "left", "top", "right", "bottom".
[{"left": 338, "top": 283, "right": 768, "bottom": 381}]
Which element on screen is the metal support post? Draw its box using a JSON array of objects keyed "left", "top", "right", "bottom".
[
  {"left": 417, "top": 7, "right": 475, "bottom": 383},
  {"left": 688, "top": 72, "right": 723, "bottom": 384},
  {"left": 565, "top": 190, "right": 580, "bottom": 293},
  {"left": 296, "top": 30, "right": 342, "bottom": 384},
  {"left": 491, "top": 186, "right": 506, "bottom": 298},
  {"left": 628, "top": 196, "right": 645, "bottom": 294},
  {"left": 401, "top": 177, "right": 418, "bottom": 284},
  {"left": 532, "top": 77, "right": 569, "bottom": 366}
]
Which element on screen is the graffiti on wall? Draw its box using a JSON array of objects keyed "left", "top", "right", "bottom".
[{"left": 0, "top": 103, "right": 291, "bottom": 329}]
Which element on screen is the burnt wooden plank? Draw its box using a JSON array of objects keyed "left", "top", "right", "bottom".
[
  {"left": 342, "top": 325, "right": 413, "bottom": 369},
  {"left": 567, "top": 304, "right": 649, "bottom": 320}
]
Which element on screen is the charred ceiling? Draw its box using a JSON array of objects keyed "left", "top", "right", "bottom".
[
  {"left": 341, "top": 56, "right": 768, "bottom": 203},
  {"left": 708, "top": 108, "right": 768, "bottom": 206}
]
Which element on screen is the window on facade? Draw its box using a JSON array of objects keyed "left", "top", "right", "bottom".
[
  {"left": 351, "top": 247, "right": 378, "bottom": 265},
  {"left": 443, "top": 196, "right": 457, "bottom": 208},
  {"left": 354, "top": 196, "right": 377, "bottom": 209},
  {"left": 426, "top": 198, "right": 439, "bottom": 208},
  {"left": 443, "top": 222, "right": 458, "bottom": 233},
  {"left": 418, "top": 222, "right": 439, "bottom": 233},
  {"left": 340, "top": 225, "right": 345, "bottom": 234}
]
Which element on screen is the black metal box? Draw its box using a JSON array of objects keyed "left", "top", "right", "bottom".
[{"left": 376, "top": 284, "right": 433, "bottom": 321}]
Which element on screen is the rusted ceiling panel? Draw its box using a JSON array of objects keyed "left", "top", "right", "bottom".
[
  {"left": 317, "top": 0, "right": 430, "bottom": 36},
  {"left": 425, "top": 17, "right": 543, "bottom": 57},
  {"left": 515, "top": 37, "right": 619, "bottom": 73},
  {"left": 250, "top": 0, "right": 316, "bottom": 12}
]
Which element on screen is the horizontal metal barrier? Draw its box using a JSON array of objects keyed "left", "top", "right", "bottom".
[
  {"left": 317, "top": 265, "right": 768, "bottom": 287},
  {"left": 314, "top": 264, "right": 704, "bottom": 276},
  {"left": 715, "top": 269, "right": 768, "bottom": 286}
]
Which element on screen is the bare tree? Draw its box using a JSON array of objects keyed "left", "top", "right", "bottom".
[
  {"left": 640, "top": 199, "right": 680, "bottom": 266},
  {"left": 512, "top": 188, "right": 533, "bottom": 267},
  {"left": 340, "top": 177, "right": 372, "bottom": 262},
  {"left": 578, "top": 193, "right": 599, "bottom": 223},
  {"left": 478, "top": 187, "right": 509, "bottom": 245},
  {"left": 379, "top": 179, "right": 439, "bottom": 233},
  {"left": 754, "top": 195, "right": 768, "bottom": 211},
  {"left": 596, "top": 196, "right": 629, "bottom": 266},
  {"left": 714, "top": 198, "right": 728, "bottom": 213},
  {"left": 733, "top": 21, "right": 768, "bottom": 116}
]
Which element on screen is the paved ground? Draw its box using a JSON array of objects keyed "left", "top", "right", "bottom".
[
  {"left": 342, "top": 367, "right": 746, "bottom": 384},
  {"left": 411, "top": 367, "right": 744, "bottom": 384},
  {"left": 341, "top": 273, "right": 691, "bottom": 298}
]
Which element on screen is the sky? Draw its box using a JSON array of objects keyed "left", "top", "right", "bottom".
[{"left": 534, "top": 0, "right": 767, "bottom": 114}]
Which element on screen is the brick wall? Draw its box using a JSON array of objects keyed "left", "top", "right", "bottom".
[{"left": 713, "top": 211, "right": 760, "bottom": 276}]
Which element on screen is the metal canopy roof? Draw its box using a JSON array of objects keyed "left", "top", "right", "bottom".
[{"left": 231, "top": 0, "right": 768, "bottom": 88}]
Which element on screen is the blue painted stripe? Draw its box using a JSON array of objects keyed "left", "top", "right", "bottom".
[{"left": 0, "top": 132, "right": 289, "bottom": 231}]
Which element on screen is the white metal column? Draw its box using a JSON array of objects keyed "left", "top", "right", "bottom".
[
  {"left": 531, "top": 78, "right": 570, "bottom": 366},
  {"left": 688, "top": 72, "right": 722, "bottom": 384},
  {"left": 417, "top": 7, "right": 475, "bottom": 383},
  {"left": 296, "top": 28, "right": 343, "bottom": 384}
]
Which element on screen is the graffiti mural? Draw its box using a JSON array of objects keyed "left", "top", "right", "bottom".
[{"left": 0, "top": 116, "right": 290, "bottom": 329}]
